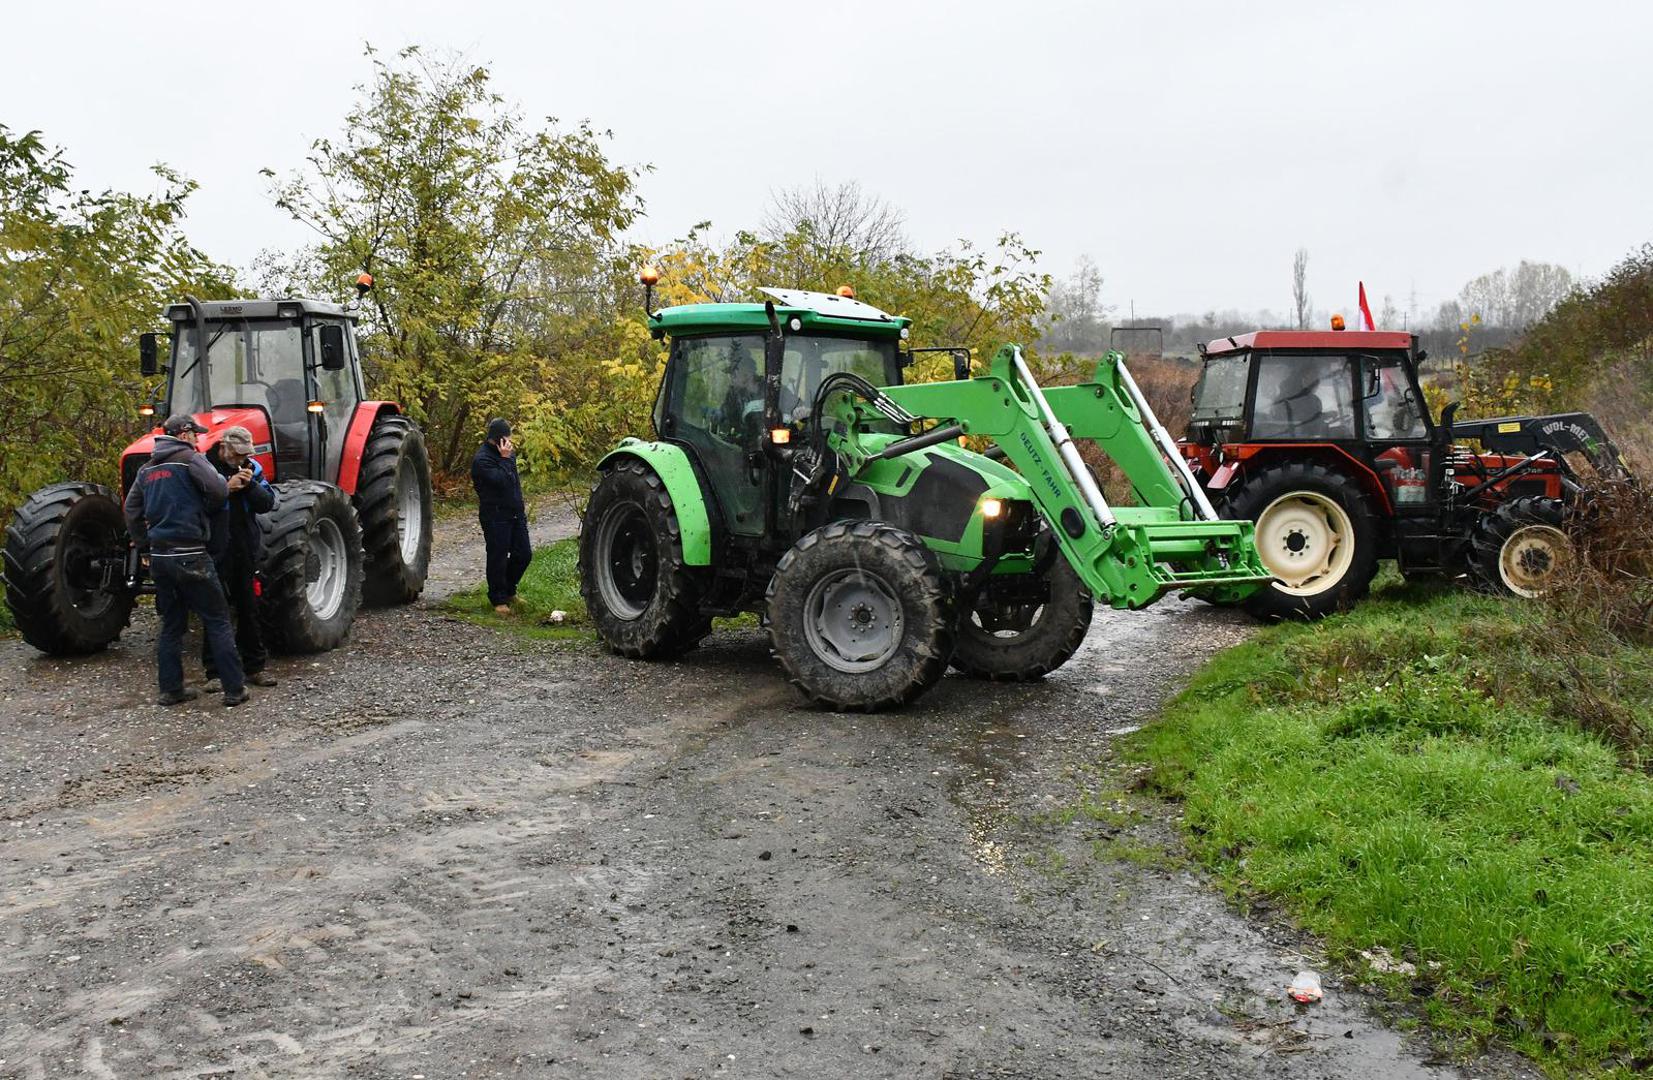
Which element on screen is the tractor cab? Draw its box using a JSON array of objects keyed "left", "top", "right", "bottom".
[
  {"left": 646, "top": 287, "right": 914, "bottom": 542},
  {"left": 145, "top": 298, "right": 364, "bottom": 485},
  {"left": 1184, "top": 330, "right": 1440, "bottom": 516}
]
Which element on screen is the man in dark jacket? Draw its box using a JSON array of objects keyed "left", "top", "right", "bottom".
[
  {"left": 122, "top": 415, "right": 247, "bottom": 706},
  {"left": 471, "top": 417, "right": 531, "bottom": 615},
  {"left": 202, "top": 425, "right": 278, "bottom": 688}
]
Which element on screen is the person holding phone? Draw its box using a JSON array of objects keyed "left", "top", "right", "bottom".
[
  {"left": 203, "top": 426, "right": 278, "bottom": 688},
  {"left": 471, "top": 417, "right": 531, "bottom": 615}
]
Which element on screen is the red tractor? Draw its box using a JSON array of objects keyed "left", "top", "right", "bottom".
[
  {"left": 1179, "top": 328, "right": 1629, "bottom": 619},
  {"left": 3, "top": 289, "right": 434, "bottom": 655}
]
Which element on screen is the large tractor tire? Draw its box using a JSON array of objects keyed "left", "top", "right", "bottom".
[
  {"left": 2, "top": 483, "right": 135, "bottom": 655},
  {"left": 766, "top": 520, "right": 955, "bottom": 711},
  {"left": 579, "top": 457, "right": 710, "bottom": 659},
  {"left": 1224, "top": 463, "right": 1377, "bottom": 620},
  {"left": 1471, "top": 496, "right": 1569, "bottom": 598},
  {"left": 258, "top": 481, "right": 363, "bottom": 653},
  {"left": 354, "top": 414, "right": 434, "bottom": 606},
  {"left": 951, "top": 556, "right": 1092, "bottom": 681}
]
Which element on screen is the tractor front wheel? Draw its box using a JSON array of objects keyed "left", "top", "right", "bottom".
[
  {"left": 2, "top": 483, "right": 134, "bottom": 655},
  {"left": 766, "top": 521, "right": 955, "bottom": 711},
  {"left": 258, "top": 481, "right": 364, "bottom": 653},
  {"left": 1225, "top": 463, "right": 1377, "bottom": 620},
  {"left": 579, "top": 458, "right": 710, "bottom": 658},
  {"left": 951, "top": 556, "right": 1092, "bottom": 681},
  {"left": 355, "top": 414, "right": 434, "bottom": 606},
  {"left": 1472, "top": 496, "right": 1569, "bottom": 598}
]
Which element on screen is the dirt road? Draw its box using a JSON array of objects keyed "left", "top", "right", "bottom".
[{"left": 0, "top": 508, "right": 1534, "bottom": 1079}]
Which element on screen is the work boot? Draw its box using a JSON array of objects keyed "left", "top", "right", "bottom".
[
  {"left": 158, "top": 688, "right": 199, "bottom": 707},
  {"left": 247, "top": 671, "right": 278, "bottom": 687},
  {"left": 223, "top": 689, "right": 250, "bottom": 707},
  {"left": 493, "top": 603, "right": 513, "bottom": 616}
]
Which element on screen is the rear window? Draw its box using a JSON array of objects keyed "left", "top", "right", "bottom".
[{"left": 1191, "top": 353, "right": 1250, "bottom": 422}]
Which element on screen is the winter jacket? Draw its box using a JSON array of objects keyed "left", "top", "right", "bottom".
[
  {"left": 123, "top": 436, "right": 228, "bottom": 551},
  {"left": 204, "top": 443, "right": 277, "bottom": 564},
  {"left": 471, "top": 441, "right": 525, "bottom": 522}
]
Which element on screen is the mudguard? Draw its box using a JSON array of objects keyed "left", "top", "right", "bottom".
[{"left": 597, "top": 439, "right": 714, "bottom": 565}]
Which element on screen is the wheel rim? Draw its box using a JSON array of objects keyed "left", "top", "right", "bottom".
[
  {"left": 58, "top": 518, "right": 120, "bottom": 620},
  {"left": 803, "top": 567, "right": 904, "bottom": 673},
  {"left": 306, "top": 516, "right": 349, "bottom": 621},
  {"left": 1255, "top": 491, "right": 1356, "bottom": 595},
  {"left": 968, "top": 598, "right": 1043, "bottom": 639},
  {"left": 1499, "top": 524, "right": 1567, "bottom": 598},
  {"left": 395, "top": 460, "right": 424, "bottom": 566},
  {"left": 595, "top": 503, "right": 658, "bottom": 620}
]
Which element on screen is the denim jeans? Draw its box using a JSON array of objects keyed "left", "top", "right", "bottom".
[
  {"left": 152, "top": 551, "right": 244, "bottom": 696},
  {"left": 201, "top": 547, "right": 267, "bottom": 677},
  {"left": 481, "top": 515, "right": 532, "bottom": 605}
]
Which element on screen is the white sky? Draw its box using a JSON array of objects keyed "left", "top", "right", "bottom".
[{"left": 4, "top": 0, "right": 1649, "bottom": 321}]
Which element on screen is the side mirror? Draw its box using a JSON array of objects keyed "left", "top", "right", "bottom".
[
  {"left": 318, "top": 324, "right": 347, "bottom": 371},
  {"left": 139, "top": 333, "right": 159, "bottom": 376}
]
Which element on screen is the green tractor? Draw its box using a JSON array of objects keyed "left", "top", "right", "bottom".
[{"left": 579, "top": 284, "right": 1272, "bottom": 710}]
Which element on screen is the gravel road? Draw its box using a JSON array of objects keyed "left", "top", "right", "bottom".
[{"left": 0, "top": 504, "right": 1536, "bottom": 1079}]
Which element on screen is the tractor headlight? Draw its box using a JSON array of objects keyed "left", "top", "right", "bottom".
[{"left": 980, "top": 497, "right": 1004, "bottom": 519}]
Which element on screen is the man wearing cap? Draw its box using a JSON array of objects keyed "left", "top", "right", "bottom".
[
  {"left": 123, "top": 416, "right": 247, "bottom": 707},
  {"left": 470, "top": 417, "right": 531, "bottom": 615},
  {"left": 202, "top": 426, "right": 278, "bottom": 689}
]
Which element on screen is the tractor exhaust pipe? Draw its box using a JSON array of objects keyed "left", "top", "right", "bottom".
[{"left": 1011, "top": 347, "right": 1117, "bottom": 531}]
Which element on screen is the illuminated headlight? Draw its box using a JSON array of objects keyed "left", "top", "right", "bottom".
[{"left": 980, "top": 497, "right": 1004, "bottom": 519}]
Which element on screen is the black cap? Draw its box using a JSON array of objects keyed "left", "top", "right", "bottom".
[
  {"left": 162, "top": 414, "right": 209, "bottom": 436},
  {"left": 486, "top": 418, "right": 512, "bottom": 441}
]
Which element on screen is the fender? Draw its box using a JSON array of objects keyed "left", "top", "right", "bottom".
[
  {"left": 1213, "top": 442, "right": 1394, "bottom": 515},
  {"left": 335, "top": 401, "right": 400, "bottom": 495},
  {"left": 597, "top": 438, "right": 713, "bottom": 566}
]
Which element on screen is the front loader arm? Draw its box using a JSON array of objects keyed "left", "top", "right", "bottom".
[{"left": 841, "top": 345, "right": 1270, "bottom": 609}]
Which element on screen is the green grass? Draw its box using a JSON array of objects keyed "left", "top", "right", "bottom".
[
  {"left": 443, "top": 537, "right": 590, "bottom": 642},
  {"left": 1132, "top": 579, "right": 1653, "bottom": 1076}
]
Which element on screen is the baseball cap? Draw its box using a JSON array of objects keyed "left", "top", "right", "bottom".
[
  {"left": 486, "top": 418, "right": 512, "bottom": 441},
  {"left": 163, "top": 414, "right": 209, "bottom": 436},
  {"left": 219, "top": 426, "right": 255, "bottom": 455}
]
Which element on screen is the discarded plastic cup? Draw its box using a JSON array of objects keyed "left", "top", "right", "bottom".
[{"left": 1287, "top": 970, "right": 1323, "bottom": 1003}]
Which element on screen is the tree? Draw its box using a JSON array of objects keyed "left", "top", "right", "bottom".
[
  {"left": 759, "top": 180, "right": 905, "bottom": 287},
  {"left": 0, "top": 125, "right": 231, "bottom": 514},
  {"left": 266, "top": 46, "right": 643, "bottom": 474},
  {"left": 1292, "top": 247, "right": 1311, "bottom": 330},
  {"left": 1038, "top": 256, "right": 1110, "bottom": 356}
]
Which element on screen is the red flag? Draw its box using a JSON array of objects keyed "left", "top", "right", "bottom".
[{"left": 1358, "top": 282, "right": 1376, "bottom": 330}]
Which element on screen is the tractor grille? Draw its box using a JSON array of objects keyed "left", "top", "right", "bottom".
[{"left": 999, "top": 499, "right": 1040, "bottom": 555}]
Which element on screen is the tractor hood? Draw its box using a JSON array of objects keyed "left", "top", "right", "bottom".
[{"left": 120, "top": 407, "right": 276, "bottom": 494}]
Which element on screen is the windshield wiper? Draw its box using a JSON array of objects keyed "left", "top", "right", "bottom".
[{"left": 172, "top": 324, "right": 230, "bottom": 387}]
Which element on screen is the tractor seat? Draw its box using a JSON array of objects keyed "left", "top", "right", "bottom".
[{"left": 265, "top": 379, "right": 311, "bottom": 477}]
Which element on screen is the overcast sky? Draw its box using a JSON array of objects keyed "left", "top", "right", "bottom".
[{"left": 4, "top": 0, "right": 1648, "bottom": 322}]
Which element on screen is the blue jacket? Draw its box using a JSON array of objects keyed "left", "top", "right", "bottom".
[
  {"left": 471, "top": 441, "right": 525, "bottom": 521},
  {"left": 122, "top": 436, "right": 228, "bottom": 551},
  {"left": 204, "top": 442, "right": 276, "bottom": 564}
]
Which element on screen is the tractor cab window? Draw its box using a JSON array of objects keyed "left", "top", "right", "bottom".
[
  {"left": 170, "top": 319, "right": 306, "bottom": 420},
  {"left": 1360, "top": 354, "right": 1429, "bottom": 441},
  {"left": 665, "top": 334, "right": 767, "bottom": 536},
  {"left": 1251, "top": 352, "right": 1357, "bottom": 440},
  {"left": 1191, "top": 353, "right": 1250, "bottom": 423},
  {"left": 779, "top": 335, "right": 901, "bottom": 423}
]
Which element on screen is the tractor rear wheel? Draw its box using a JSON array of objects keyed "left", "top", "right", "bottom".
[
  {"left": 579, "top": 458, "right": 709, "bottom": 658},
  {"left": 766, "top": 521, "right": 955, "bottom": 711},
  {"left": 2, "top": 483, "right": 134, "bottom": 655},
  {"left": 258, "top": 481, "right": 364, "bottom": 653},
  {"left": 951, "top": 556, "right": 1092, "bottom": 681},
  {"left": 355, "top": 414, "right": 433, "bottom": 606},
  {"left": 1224, "top": 463, "right": 1377, "bottom": 620},
  {"left": 1472, "top": 496, "right": 1568, "bottom": 598}
]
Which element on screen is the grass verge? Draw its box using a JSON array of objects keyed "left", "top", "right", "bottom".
[
  {"left": 1131, "top": 578, "right": 1653, "bottom": 1076},
  {"left": 443, "top": 537, "right": 589, "bottom": 643}
]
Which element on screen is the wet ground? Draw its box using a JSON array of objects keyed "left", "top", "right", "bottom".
[{"left": 0, "top": 505, "right": 1537, "bottom": 1079}]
